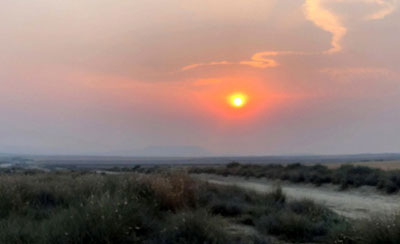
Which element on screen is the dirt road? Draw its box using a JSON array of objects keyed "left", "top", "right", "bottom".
[{"left": 194, "top": 174, "right": 400, "bottom": 219}]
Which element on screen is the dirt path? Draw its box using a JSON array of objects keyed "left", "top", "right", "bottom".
[{"left": 194, "top": 174, "right": 400, "bottom": 219}]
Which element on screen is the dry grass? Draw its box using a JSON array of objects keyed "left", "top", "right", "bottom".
[
  {"left": 143, "top": 172, "right": 199, "bottom": 211},
  {"left": 0, "top": 172, "right": 233, "bottom": 244},
  {"left": 3, "top": 170, "right": 400, "bottom": 244}
]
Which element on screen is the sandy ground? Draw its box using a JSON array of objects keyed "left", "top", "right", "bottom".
[{"left": 194, "top": 174, "right": 400, "bottom": 219}]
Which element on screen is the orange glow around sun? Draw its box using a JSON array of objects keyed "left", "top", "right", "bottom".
[
  {"left": 192, "top": 75, "right": 286, "bottom": 120},
  {"left": 229, "top": 93, "right": 247, "bottom": 108}
]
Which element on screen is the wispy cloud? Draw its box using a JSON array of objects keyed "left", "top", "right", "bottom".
[
  {"left": 182, "top": 61, "right": 233, "bottom": 71},
  {"left": 181, "top": 0, "right": 397, "bottom": 71},
  {"left": 366, "top": 0, "right": 398, "bottom": 20},
  {"left": 239, "top": 51, "right": 282, "bottom": 69},
  {"left": 304, "top": 0, "right": 347, "bottom": 53}
]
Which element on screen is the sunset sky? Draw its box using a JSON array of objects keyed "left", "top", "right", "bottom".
[{"left": 1, "top": 0, "right": 399, "bottom": 156}]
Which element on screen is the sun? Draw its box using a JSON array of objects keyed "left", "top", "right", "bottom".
[
  {"left": 229, "top": 93, "right": 247, "bottom": 108},
  {"left": 234, "top": 97, "right": 243, "bottom": 106}
]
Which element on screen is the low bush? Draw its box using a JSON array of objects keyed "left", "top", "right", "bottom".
[
  {"left": 328, "top": 214, "right": 400, "bottom": 244},
  {"left": 255, "top": 198, "right": 344, "bottom": 243},
  {"left": 4, "top": 170, "right": 399, "bottom": 244},
  {"left": 153, "top": 210, "right": 229, "bottom": 244},
  {"left": 354, "top": 215, "right": 400, "bottom": 244},
  {"left": 198, "top": 183, "right": 346, "bottom": 243},
  {"left": 0, "top": 172, "right": 235, "bottom": 244},
  {"left": 190, "top": 163, "right": 400, "bottom": 193}
]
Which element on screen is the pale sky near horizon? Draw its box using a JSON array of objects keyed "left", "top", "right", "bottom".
[{"left": 1, "top": 0, "right": 399, "bottom": 156}]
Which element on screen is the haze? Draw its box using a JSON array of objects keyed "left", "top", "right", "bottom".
[{"left": 1, "top": 0, "right": 399, "bottom": 156}]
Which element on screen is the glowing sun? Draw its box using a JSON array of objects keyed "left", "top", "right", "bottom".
[{"left": 229, "top": 93, "right": 247, "bottom": 108}]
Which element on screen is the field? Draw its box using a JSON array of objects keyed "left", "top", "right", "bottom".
[{"left": 1, "top": 166, "right": 400, "bottom": 244}]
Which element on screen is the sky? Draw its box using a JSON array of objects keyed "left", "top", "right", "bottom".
[{"left": 0, "top": 0, "right": 399, "bottom": 156}]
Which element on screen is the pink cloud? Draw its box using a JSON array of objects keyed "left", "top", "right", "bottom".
[{"left": 181, "top": 0, "right": 397, "bottom": 72}]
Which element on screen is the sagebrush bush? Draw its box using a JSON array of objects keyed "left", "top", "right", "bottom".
[
  {"left": 354, "top": 215, "right": 400, "bottom": 244},
  {"left": 153, "top": 210, "right": 229, "bottom": 244},
  {"left": 4, "top": 170, "right": 397, "bottom": 244},
  {"left": 255, "top": 197, "right": 344, "bottom": 243},
  {"left": 190, "top": 163, "right": 400, "bottom": 193},
  {"left": 197, "top": 183, "right": 346, "bottom": 243},
  {"left": 143, "top": 172, "right": 198, "bottom": 211},
  {"left": 0, "top": 172, "right": 232, "bottom": 244}
]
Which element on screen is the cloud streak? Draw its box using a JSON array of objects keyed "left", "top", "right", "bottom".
[
  {"left": 304, "top": 0, "right": 347, "bottom": 53},
  {"left": 366, "top": 0, "right": 398, "bottom": 20},
  {"left": 181, "top": 0, "right": 397, "bottom": 71}
]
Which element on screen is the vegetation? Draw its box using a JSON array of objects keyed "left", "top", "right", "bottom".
[
  {"left": 0, "top": 172, "right": 230, "bottom": 244},
  {"left": 199, "top": 183, "right": 347, "bottom": 243},
  {"left": 0, "top": 170, "right": 348, "bottom": 244},
  {"left": 1, "top": 170, "right": 400, "bottom": 244},
  {"left": 190, "top": 162, "right": 400, "bottom": 193},
  {"left": 354, "top": 214, "right": 400, "bottom": 244}
]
